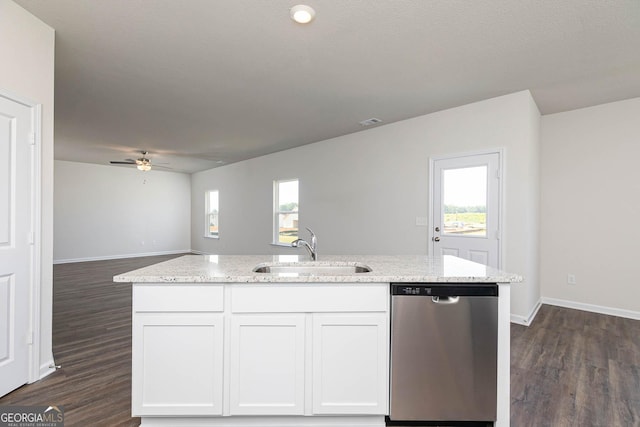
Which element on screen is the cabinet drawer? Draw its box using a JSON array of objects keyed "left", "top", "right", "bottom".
[
  {"left": 231, "top": 284, "right": 388, "bottom": 313},
  {"left": 134, "top": 285, "right": 224, "bottom": 312}
]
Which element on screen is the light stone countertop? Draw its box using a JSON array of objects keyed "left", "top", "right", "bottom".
[{"left": 113, "top": 254, "right": 522, "bottom": 284}]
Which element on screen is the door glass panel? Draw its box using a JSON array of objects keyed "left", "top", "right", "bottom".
[{"left": 442, "top": 166, "right": 487, "bottom": 237}]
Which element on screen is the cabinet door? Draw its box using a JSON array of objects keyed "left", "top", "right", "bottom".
[
  {"left": 229, "top": 314, "right": 306, "bottom": 415},
  {"left": 312, "top": 313, "right": 389, "bottom": 414},
  {"left": 132, "top": 313, "right": 224, "bottom": 416}
]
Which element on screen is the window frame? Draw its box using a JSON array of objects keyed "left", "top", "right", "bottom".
[
  {"left": 273, "top": 179, "right": 299, "bottom": 246},
  {"left": 205, "top": 189, "right": 219, "bottom": 239}
]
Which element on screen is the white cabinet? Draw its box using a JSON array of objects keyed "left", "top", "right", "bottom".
[
  {"left": 132, "top": 282, "right": 390, "bottom": 421},
  {"left": 132, "top": 313, "right": 224, "bottom": 416},
  {"left": 132, "top": 285, "right": 225, "bottom": 416},
  {"left": 229, "top": 284, "right": 389, "bottom": 416},
  {"left": 229, "top": 315, "right": 306, "bottom": 415},
  {"left": 312, "top": 314, "right": 388, "bottom": 414}
]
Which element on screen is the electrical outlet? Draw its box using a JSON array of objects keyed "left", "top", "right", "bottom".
[{"left": 567, "top": 274, "right": 576, "bottom": 285}]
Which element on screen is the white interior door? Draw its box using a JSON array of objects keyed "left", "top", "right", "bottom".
[
  {"left": 431, "top": 152, "right": 501, "bottom": 268},
  {"left": 0, "top": 96, "right": 35, "bottom": 396},
  {"left": 0, "top": 95, "right": 34, "bottom": 396}
]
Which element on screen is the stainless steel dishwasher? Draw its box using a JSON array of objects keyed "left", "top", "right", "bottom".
[{"left": 388, "top": 283, "right": 498, "bottom": 426}]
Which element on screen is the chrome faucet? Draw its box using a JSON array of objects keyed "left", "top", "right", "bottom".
[{"left": 291, "top": 227, "right": 317, "bottom": 261}]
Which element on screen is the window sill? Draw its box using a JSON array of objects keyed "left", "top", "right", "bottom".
[
  {"left": 204, "top": 235, "right": 219, "bottom": 239},
  {"left": 270, "top": 242, "right": 294, "bottom": 247}
]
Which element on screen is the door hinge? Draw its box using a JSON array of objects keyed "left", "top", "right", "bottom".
[
  {"left": 28, "top": 132, "right": 36, "bottom": 145},
  {"left": 496, "top": 230, "right": 501, "bottom": 240},
  {"left": 28, "top": 232, "right": 35, "bottom": 245},
  {"left": 26, "top": 330, "right": 34, "bottom": 345},
  {"left": 496, "top": 168, "right": 501, "bottom": 179}
]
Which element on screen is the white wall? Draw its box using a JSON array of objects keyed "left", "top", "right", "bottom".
[
  {"left": 0, "top": 0, "right": 55, "bottom": 378},
  {"left": 540, "top": 97, "right": 640, "bottom": 316},
  {"left": 54, "top": 161, "right": 191, "bottom": 263},
  {"left": 191, "top": 91, "right": 540, "bottom": 320}
]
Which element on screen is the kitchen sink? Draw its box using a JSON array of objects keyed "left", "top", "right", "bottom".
[{"left": 252, "top": 262, "right": 372, "bottom": 275}]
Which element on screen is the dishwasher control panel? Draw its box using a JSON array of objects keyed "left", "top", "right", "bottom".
[
  {"left": 396, "top": 286, "right": 433, "bottom": 296},
  {"left": 391, "top": 283, "right": 498, "bottom": 297}
]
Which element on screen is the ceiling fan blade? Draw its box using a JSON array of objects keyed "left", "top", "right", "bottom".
[{"left": 110, "top": 161, "right": 136, "bottom": 164}]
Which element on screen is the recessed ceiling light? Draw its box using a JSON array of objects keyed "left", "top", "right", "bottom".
[{"left": 290, "top": 5, "right": 315, "bottom": 24}]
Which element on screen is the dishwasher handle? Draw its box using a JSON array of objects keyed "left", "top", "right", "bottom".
[{"left": 431, "top": 296, "right": 460, "bottom": 304}]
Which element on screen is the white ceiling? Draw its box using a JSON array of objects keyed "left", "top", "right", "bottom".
[{"left": 15, "top": 0, "right": 640, "bottom": 173}]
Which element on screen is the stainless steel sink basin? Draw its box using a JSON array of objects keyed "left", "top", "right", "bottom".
[{"left": 252, "top": 262, "right": 372, "bottom": 275}]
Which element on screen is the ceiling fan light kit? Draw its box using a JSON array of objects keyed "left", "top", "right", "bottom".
[
  {"left": 136, "top": 160, "right": 151, "bottom": 172},
  {"left": 111, "top": 151, "right": 153, "bottom": 171}
]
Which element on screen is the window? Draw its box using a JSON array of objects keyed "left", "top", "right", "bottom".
[
  {"left": 274, "top": 179, "right": 298, "bottom": 244},
  {"left": 205, "top": 190, "right": 219, "bottom": 238}
]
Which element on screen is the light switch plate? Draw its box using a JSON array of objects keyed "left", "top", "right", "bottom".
[{"left": 415, "top": 216, "right": 428, "bottom": 226}]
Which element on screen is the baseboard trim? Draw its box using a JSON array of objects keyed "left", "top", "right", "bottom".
[
  {"left": 190, "top": 249, "right": 208, "bottom": 255},
  {"left": 541, "top": 297, "right": 640, "bottom": 321},
  {"left": 53, "top": 249, "right": 192, "bottom": 265},
  {"left": 511, "top": 298, "right": 542, "bottom": 326}
]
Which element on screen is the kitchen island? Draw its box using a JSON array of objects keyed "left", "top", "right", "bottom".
[{"left": 114, "top": 254, "right": 521, "bottom": 427}]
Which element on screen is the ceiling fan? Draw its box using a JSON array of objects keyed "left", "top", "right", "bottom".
[{"left": 110, "top": 151, "right": 168, "bottom": 171}]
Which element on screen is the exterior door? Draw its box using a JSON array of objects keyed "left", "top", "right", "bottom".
[
  {"left": 431, "top": 152, "right": 501, "bottom": 268},
  {"left": 0, "top": 95, "right": 34, "bottom": 396}
]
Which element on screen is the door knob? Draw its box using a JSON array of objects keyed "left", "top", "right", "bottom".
[{"left": 433, "top": 236, "right": 440, "bottom": 242}]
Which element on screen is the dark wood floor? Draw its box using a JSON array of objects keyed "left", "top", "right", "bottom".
[
  {"left": 0, "top": 254, "right": 185, "bottom": 427},
  {"left": 1, "top": 255, "right": 639, "bottom": 426},
  {"left": 511, "top": 304, "right": 640, "bottom": 426}
]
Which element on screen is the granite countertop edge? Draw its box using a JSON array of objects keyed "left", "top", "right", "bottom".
[{"left": 113, "top": 254, "right": 523, "bottom": 285}]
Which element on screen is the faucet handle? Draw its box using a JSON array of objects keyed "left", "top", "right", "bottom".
[{"left": 305, "top": 227, "right": 317, "bottom": 250}]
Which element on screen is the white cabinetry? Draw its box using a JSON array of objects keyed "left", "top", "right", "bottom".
[
  {"left": 312, "top": 314, "right": 388, "bottom": 414},
  {"left": 132, "top": 286, "right": 224, "bottom": 416},
  {"left": 132, "top": 282, "right": 389, "bottom": 422},
  {"left": 229, "top": 314, "right": 306, "bottom": 415},
  {"left": 230, "top": 283, "right": 389, "bottom": 417}
]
